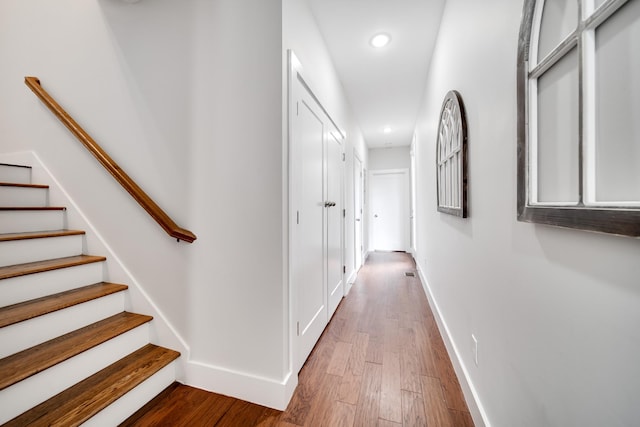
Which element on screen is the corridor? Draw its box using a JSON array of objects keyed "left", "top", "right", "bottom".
[{"left": 123, "top": 252, "right": 473, "bottom": 426}]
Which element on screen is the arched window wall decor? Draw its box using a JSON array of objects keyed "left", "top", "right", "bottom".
[{"left": 436, "top": 90, "right": 468, "bottom": 218}]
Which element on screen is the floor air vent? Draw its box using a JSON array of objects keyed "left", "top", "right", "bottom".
[{"left": 404, "top": 272, "right": 416, "bottom": 277}]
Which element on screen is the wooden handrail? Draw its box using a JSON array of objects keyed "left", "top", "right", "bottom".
[{"left": 24, "top": 76, "right": 196, "bottom": 243}]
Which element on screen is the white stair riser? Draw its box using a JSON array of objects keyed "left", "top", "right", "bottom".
[
  {"left": 0, "top": 291, "right": 125, "bottom": 358},
  {"left": 0, "top": 235, "right": 84, "bottom": 268},
  {"left": 0, "top": 165, "right": 31, "bottom": 184},
  {"left": 0, "top": 186, "right": 48, "bottom": 207},
  {"left": 0, "top": 262, "right": 104, "bottom": 307},
  {"left": 83, "top": 362, "right": 177, "bottom": 427},
  {"left": 0, "top": 210, "right": 65, "bottom": 234},
  {"left": 0, "top": 325, "right": 150, "bottom": 425}
]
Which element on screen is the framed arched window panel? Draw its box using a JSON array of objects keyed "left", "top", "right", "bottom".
[
  {"left": 436, "top": 90, "right": 468, "bottom": 218},
  {"left": 517, "top": 0, "right": 640, "bottom": 236}
]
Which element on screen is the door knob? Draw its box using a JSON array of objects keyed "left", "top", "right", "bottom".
[{"left": 374, "top": 214, "right": 378, "bottom": 218}]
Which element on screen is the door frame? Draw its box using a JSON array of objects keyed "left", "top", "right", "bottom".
[{"left": 368, "top": 168, "right": 411, "bottom": 252}]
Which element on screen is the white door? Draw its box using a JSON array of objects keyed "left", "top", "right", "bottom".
[
  {"left": 353, "top": 154, "right": 364, "bottom": 270},
  {"left": 290, "top": 52, "right": 344, "bottom": 372},
  {"left": 326, "top": 130, "right": 343, "bottom": 318},
  {"left": 292, "top": 90, "right": 326, "bottom": 371},
  {"left": 410, "top": 139, "right": 417, "bottom": 254},
  {"left": 369, "top": 170, "right": 410, "bottom": 251}
]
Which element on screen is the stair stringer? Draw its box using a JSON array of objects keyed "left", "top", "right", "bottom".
[{"left": 0, "top": 150, "right": 191, "bottom": 379}]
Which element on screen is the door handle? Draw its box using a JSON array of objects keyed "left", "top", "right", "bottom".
[
  {"left": 355, "top": 218, "right": 361, "bottom": 222},
  {"left": 374, "top": 214, "right": 378, "bottom": 218}
]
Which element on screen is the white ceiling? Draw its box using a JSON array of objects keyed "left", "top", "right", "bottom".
[{"left": 308, "top": 0, "right": 446, "bottom": 149}]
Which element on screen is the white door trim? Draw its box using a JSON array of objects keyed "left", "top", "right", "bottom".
[{"left": 368, "top": 168, "right": 410, "bottom": 252}]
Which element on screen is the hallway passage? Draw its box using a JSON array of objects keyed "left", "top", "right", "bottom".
[{"left": 122, "top": 252, "right": 474, "bottom": 426}]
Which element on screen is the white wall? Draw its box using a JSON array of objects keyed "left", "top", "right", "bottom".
[
  {"left": 0, "top": 0, "right": 289, "bottom": 409},
  {"left": 414, "top": 1, "right": 640, "bottom": 426},
  {"left": 0, "top": 0, "right": 195, "bottom": 347},
  {"left": 368, "top": 146, "right": 410, "bottom": 170},
  {"left": 185, "top": 0, "right": 291, "bottom": 408}
]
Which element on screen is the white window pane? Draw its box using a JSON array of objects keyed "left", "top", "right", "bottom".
[
  {"left": 538, "top": 0, "right": 578, "bottom": 61},
  {"left": 452, "top": 156, "right": 459, "bottom": 208},
  {"left": 537, "top": 48, "right": 580, "bottom": 203},
  {"left": 595, "top": 0, "right": 640, "bottom": 202}
]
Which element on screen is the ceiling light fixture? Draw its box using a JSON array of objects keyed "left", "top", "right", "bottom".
[
  {"left": 383, "top": 126, "right": 392, "bottom": 134},
  {"left": 370, "top": 33, "right": 391, "bottom": 48}
]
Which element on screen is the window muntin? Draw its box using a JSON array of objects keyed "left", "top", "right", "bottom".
[{"left": 517, "top": 0, "right": 640, "bottom": 236}]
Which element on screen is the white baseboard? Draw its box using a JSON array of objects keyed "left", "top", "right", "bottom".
[
  {"left": 413, "top": 256, "right": 490, "bottom": 427},
  {"left": 185, "top": 361, "right": 297, "bottom": 410},
  {"left": 345, "top": 269, "right": 358, "bottom": 295}
]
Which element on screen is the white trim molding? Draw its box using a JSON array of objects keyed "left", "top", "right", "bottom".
[
  {"left": 414, "top": 255, "right": 490, "bottom": 427},
  {"left": 185, "top": 361, "right": 297, "bottom": 411}
]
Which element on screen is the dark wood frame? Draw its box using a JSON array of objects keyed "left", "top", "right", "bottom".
[
  {"left": 436, "top": 90, "right": 468, "bottom": 218},
  {"left": 517, "top": 0, "right": 640, "bottom": 237}
]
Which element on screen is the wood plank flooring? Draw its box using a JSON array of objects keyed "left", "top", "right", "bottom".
[{"left": 122, "top": 252, "right": 474, "bottom": 427}]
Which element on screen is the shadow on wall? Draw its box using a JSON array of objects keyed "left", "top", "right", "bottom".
[
  {"left": 534, "top": 224, "right": 640, "bottom": 294},
  {"left": 96, "top": 0, "right": 195, "bottom": 212}
]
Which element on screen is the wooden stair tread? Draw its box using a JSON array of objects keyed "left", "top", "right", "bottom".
[
  {"left": 3, "top": 344, "right": 180, "bottom": 427},
  {"left": 0, "top": 312, "right": 153, "bottom": 390},
  {"left": 0, "top": 254, "right": 106, "bottom": 280},
  {"left": 0, "top": 182, "right": 48, "bottom": 189},
  {"left": 0, "top": 229, "right": 85, "bottom": 242},
  {"left": 0, "top": 206, "right": 65, "bottom": 211},
  {"left": 0, "top": 282, "right": 127, "bottom": 328}
]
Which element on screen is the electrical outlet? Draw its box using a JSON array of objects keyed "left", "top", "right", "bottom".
[{"left": 472, "top": 334, "right": 478, "bottom": 366}]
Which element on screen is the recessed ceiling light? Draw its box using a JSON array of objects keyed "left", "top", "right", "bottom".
[
  {"left": 370, "top": 33, "right": 391, "bottom": 48},
  {"left": 383, "top": 126, "right": 392, "bottom": 134}
]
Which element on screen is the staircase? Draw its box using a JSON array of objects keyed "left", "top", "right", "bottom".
[{"left": 0, "top": 162, "right": 180, "bottom": 426}]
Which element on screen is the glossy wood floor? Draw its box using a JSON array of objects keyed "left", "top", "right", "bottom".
[{"left": 122, "top": 252, "right": 474, "bottom": 426}]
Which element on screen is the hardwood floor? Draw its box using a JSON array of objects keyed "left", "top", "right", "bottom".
[{"left": 122, "top": 252, "right": 474, "bottom": 426}]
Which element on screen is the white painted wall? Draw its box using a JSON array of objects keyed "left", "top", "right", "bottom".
[
  {"left": 414, "top": 1, "right": 640, "bottom": 426},
  {"left": 0, "top": 0, "right": 194, "bottom": 348},
  {"left": 185, "top": 0, "right": 291, "bottom": 408},
  {"left": 368, "top": 146, "right": 411, "bottom": 171}
]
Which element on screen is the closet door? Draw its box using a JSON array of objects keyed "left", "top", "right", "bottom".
[
  {"left": 290, "top": 52, "right": 344, "bottom": 372},
  {"left": 292, "top": 81, "right": 327, "bottom": 372},
  {"left": 326, "top": 129, "right": 344, "bottom": 318}
]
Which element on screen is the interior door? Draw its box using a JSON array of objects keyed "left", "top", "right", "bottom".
[
  {"left": 292, "top": 86, "right": 327, "bottom": 371},
  {"left": 369, "top": 170, "right": 410, "bottom": 251},
  {"left": 326, "top": 130, "right": 343, "bottom": 318},
  {"left": 354, "top": 154, "right": 363, "bottom": 270},
  {"left": 290, "top": 52, "right": 344, "bottom": 372}
]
